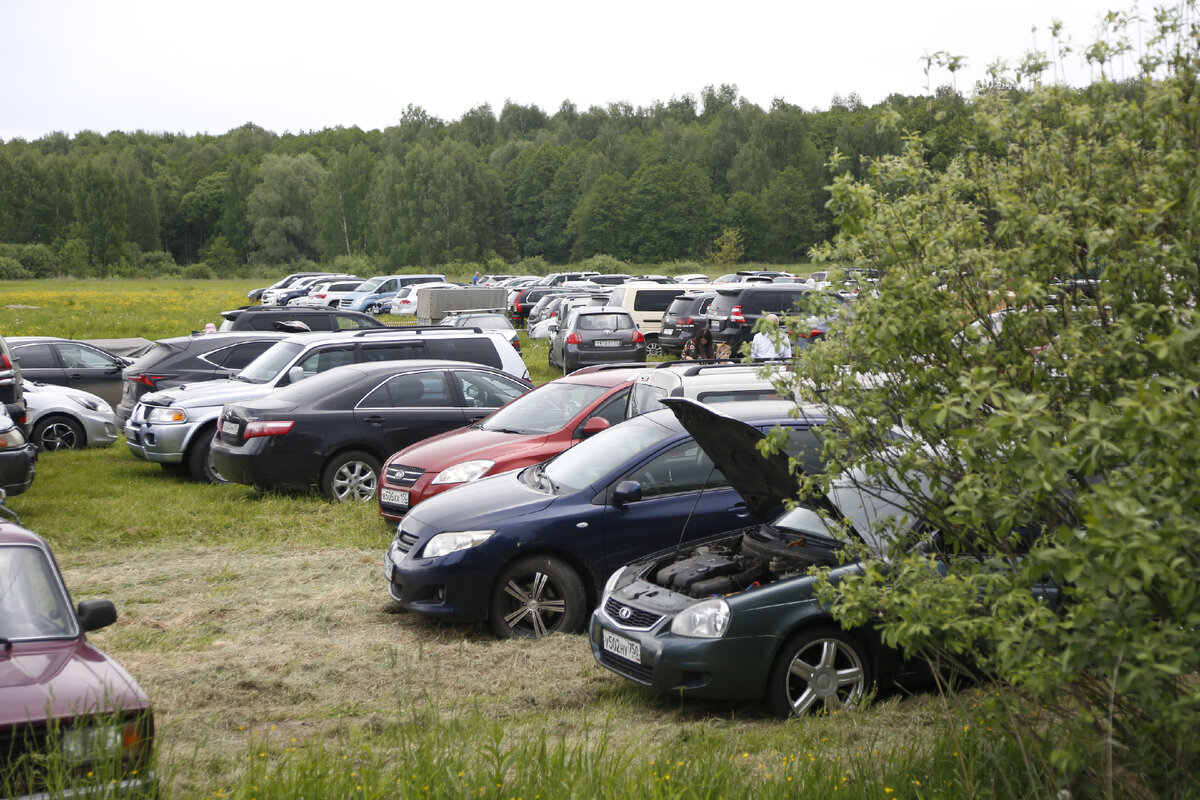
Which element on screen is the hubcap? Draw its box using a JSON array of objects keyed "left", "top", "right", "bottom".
[
  {"left": 333, "top": 461, "right": 377, "bottom": 501},
  {"left": 501, "top": 571, "right": 566, "bottom": 637},
  {"left": 39, "top": 422, "right": 78, "bottom": 450},
  {"left": 786, "top": 639, "right": 865, "bottom": 714}
]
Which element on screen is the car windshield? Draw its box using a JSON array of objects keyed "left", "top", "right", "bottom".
[
  {"left": 357, "top": 278, "right": 383, "bottom": 292},
  {"left": 538, "top": 414, "right": 677, "bottom": 493},
  {"left": 0, "top": 544, "right": 77, "bottom": 640},
  {"left": 482, "top": 381, "right": 610, "bottom": 435},
  {"left": 236, "top": 341, "right": 306, "bottom": 383}
]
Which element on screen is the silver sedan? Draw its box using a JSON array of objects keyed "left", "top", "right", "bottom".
[{"left": 22, "top": 381, "right": 120, "bottom": 450}]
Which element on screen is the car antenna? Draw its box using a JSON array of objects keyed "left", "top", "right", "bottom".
[{"left": 675, "top": 462, "right": 718, "bottom": 552}]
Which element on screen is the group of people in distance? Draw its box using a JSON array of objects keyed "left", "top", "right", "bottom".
[{"left": 682, "top": 314, "right": 791, "bottom": 361}]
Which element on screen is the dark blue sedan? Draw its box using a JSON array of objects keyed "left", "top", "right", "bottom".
[{"left": 383, "top": 400, "right": 826, "bottom": 638}]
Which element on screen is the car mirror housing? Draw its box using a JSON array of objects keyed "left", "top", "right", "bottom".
[
  {"left": 77, "top": 599, "right": 118, "bottom": 632},
  {"left": 581, "top": 417, "right": 611, "bottom": 437},
  {"left": 612, "top": 480, "right": 642, "bottom": 505}
]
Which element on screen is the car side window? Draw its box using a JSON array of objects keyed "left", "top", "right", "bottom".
[
  {"left": 627, "top": 441, "right": 727, "bottom": 499},
  {"left": 576, "top": 390, "right": 629, "bottom": 438},
  {"left": 336, "top": 315, "right": 375, "bottom": 330},
  {"left": 360, "top": 373, "right": 451, "bottom": 408},
  {"left": 378, "top": 279, "right": 398, "bottom": 293},
  {"left": 296, "top": 346, "right": 355, "bottom": 377},
  {"left": 361, "top": 343, "right": 425, "bottom": 362},
  {"left": 12, "top": 343, "right": 58, "bottom": 369},
  {"left": 59, "top": 344, "right": 119, "bottom": 369},
  {"left": 454, "top": 372, "right": 526, "bottom": 408}
]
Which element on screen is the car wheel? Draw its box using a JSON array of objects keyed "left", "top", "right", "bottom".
[
  {"left": 320, "top": 450, "right": 380, "bottom": 502},
  {"left": 489, "top": 555, "right": 586, "bottom": 639},
  {"left": 31, "top": 415, "right": 85, "bottom": 451},
  {"left": 644, "top": 336, "right": 663, "bottom": 357},
  {"left": 367, "top": 302, "right": 383, "bottom": 315},
  {"left": 185, "top": 427, "right": 228, "bottom": 484},
  {"left": 766, "top": 627, "right": 871, "bottom": 717}
]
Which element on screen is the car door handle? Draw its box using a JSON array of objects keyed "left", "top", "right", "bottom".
[
  {"left": 728, "top": 502, "right": 750, "bottom": 517},
  {"left": 364, "top": 415, "right": 386, "bottom": 425}
]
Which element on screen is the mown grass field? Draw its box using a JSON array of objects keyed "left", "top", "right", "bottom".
[{"left": 1, "top": 279, "right": 1005, "bottom": 799}]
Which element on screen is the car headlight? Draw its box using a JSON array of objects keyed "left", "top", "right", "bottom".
[
  {"left": 71, "top": 395, "right": 111, "bottom": 413},
  {"left": 421, "top": 530, "right": 494, "bottom": 559},
  {"left": 62, "top": 719, "right": 147, "bottom": 763},
  {"left": 145, "top": 406, "right": 188, "bottom": 423},
  {"left": 0, "top": 426, "right": 26, "bottom": 447},
  {"left": 669, "top": 598, "right": 731, "bottom": 638},
  {"left": 432, "top": 460, "right": 495, "bottom": 485},
  {"left": 601, "top": 568, "right": 623, "bottom": 601}
]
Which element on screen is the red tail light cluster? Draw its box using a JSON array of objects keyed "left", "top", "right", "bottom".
[
  {"left": 244, "top": 420, "right": 295, "bottom": 439},
  {"left": 565, "top": 333, "right": 583, "bottom": 345},
  {"left": 730, "top": 305, "right": 746, "bottom": 323},
  {"left": 1, "top": 353, "right": 10, "bottom": 369},
  {"left": 132, "top": 374, "right": 165, "bottom": 388},
  {"left": 632, "top": 330, "right": 645, "bottom": 343}
]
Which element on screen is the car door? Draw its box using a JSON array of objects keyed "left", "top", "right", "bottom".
[
  {"left": 51, "top": 343, "right": 127, "bottom": 405},
  {"left": 10, "top": 343, "right": 66, "bottom": 390},
  {"left": 596, "top": 438, "right": 748, "bottom": 575},
  {"left": 353, "top": 370, "right": 469, "bottom": 455}
]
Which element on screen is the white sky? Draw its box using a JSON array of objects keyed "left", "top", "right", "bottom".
[{"left": 1, "top": 0, "right": 1127, "bottom": 142}]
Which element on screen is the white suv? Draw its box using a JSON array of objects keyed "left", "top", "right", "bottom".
[{"left": 125, "top": 327, "right": 528, "bottom": 483}]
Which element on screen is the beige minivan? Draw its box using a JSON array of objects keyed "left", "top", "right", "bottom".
[{"left": 605, "top": 281, "right": 720, "bottom": 355}]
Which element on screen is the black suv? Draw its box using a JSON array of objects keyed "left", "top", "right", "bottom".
[
  {"left": 116, "top": 332, "right": 290, "bottom": 421},
  {"left": 704, "top": 285, "right": 840, "bottom": 350},
  {"left": 217, "top": 306, "right": 386, "bottom": 332},
  {"left": 659, "top": 291, "right": 718, "bottom": 352}
]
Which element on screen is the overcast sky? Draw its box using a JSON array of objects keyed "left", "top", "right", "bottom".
[{"left": 1, "top": 1, "right": 1126, "bottom": 142}]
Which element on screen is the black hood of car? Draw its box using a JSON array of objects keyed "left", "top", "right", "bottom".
[{"left": 660, "top": 397, "right": 819, "bottom": 523}]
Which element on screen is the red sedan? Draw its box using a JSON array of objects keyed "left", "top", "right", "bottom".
[{"left": 378, "top": 366, "right": 646, "bottom": 522}]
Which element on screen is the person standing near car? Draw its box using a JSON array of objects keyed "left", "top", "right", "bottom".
[
  {"left": 682, "top": 326, "right": 715, "bottom": 360},
  {"left": 750, "top": 314, "right": 792, "bottom": 360},
  {"left": 473, "top": 271, "right": 481, "bottom": 286}
]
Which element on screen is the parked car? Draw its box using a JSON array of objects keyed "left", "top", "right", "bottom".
[
  {"left": 247, "top": 271, "right": 330, "bottom": 301},
  {"left": 0, "top": 512, "right": 155, "bottom": 795},
  {"left": 288, "top": 278, "right": 369, "bottom": 308},
  {"left": 23, "top": 381, "right": 120, "bottom": 450},
  {"left": 589, "top": 397, "right": 933, "bottom": 717},
  {"left": 339, "top": 274, "right": 447, "bottom": 313},
  {"left": 509, "top": 286, "right": 573, "bottom": 325},
  {"left": 438, "top": 311, "right": 521, "bottom": 354},
  {"left": 265, "top": 274, "right": 360, "bottom": 307},
  {"left": 382, "top": 400, "right": 825, "bottom": 638},
  {"left": 116, "top": 332, "right": 292, "bottom": 422},
  {"left": 212, "top": 360, "right": 531, "bottom": 501},
  {"left": 378, "top": 365, "right": 645, "bottom": 521},
  {"left": 605, "top": 282, "right": 715, "bottom": 356},
  {"left": 386, "top": 283, "right": 460, "bottom": 318},
  {"left": 6, "top": 337, "right": 130, "bottom": 407},
  {"left": 704, "top": 285, "right": 842, "bottom": 353},
  {"left": 0, "top": 333, "right": 25, "bottom": 424},
  {"left": 549, "top": 306, "right": 647, "bottom": 374},
  {"left": 659, "top": 291, "right": 719, "bottom": 352},
  {"left": 217, "top": 306, "right": 385, "bottom": 332},
  {"left": 260, "top": 273, "right": 344, "bottom": 306},
  {"left": 0, "top": 409, "right": 36, "bottom": 496},
  {"left": 625, "top": 362, "right": 789, "bottom": 417},
  {"left": 125, "top": 327, "right": 529, "bottom": 483}
]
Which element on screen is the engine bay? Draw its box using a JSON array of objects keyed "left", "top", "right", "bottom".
[{"left": 651, "top": 526, "right": 844, "bottom": 598}]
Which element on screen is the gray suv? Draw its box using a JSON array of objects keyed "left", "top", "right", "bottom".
[{"left": 124, "top": 327, "right": 529, "bottom": 483}]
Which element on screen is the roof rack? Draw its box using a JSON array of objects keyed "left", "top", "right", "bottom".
[
  {"left": 351, "top": 326, "right": 485, "bottom": 337},
  {"left": 570, "top": 363, "right": 654, "bottom": 375},
  {"left": 652, "top": 358, "right": 737, "bottom": 371}
]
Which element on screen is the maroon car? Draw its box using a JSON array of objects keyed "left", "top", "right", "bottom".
[
  {"left": 378, "top": 366, "right": 646, "bottom": 522},
  {"left": 0, "top": 520, "right": 154, "bottom": 796}
]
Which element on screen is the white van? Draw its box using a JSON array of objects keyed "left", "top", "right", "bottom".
[{"left": 605, "top": 282, "right": 721, "bottom": 355}]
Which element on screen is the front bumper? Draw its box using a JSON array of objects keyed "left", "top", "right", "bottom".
[
  {"left": 0, "top": 442, "right": 38, "bottom": 496},
  {"left": 124, "top": 418, "right": 195, "bottom": 463},
  {"left": 383, "top": 536, "right": 493, "bottom": 622},
  {"left": 588, "top": 603, "right": 773, "bottom": 700},
  {"left": 77, "top": 410, "right": 120, "bottom": 448}
]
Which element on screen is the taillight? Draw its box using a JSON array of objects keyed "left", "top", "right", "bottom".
[
  {"left": 566, "top": 333, "right": 582, "bottom": 345},
  {"left": 1, "top": 352, "right": 10, "bottom": 369},
  {"left": 679, "top": 316, "right": 694, "bottom": 325},
  {"left": 632, "top": 330, "right": 645, "bottom": 343},
  {"left": 244, "top": 420, "right": 295, "bottom": 439},
  {"left": 314, "top": 293, "right": 327, "bottom": 299},
  {"left": 730, "top": 305, "right": 746, "bottom": 323},
  {"left": 132, "top": 374, "right": 165, "bottom": 388}
]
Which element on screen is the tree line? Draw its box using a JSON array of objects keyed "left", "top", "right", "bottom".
[{"left": 1, "top": 83, "right": 980, "bottom": 278}]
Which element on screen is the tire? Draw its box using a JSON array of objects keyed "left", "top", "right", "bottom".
[
  {"left": 766, "top": 627, "right": 871, "bottom": 718},
  {"left": 644, "top": 336, "right": 663, "bottom": 357},
  {"left": 320, "top": 450, "right": 380, "bottom": 502},
  {"left": 31, "top": 415, "right": 85, "bottom": 451},
  {"left": 186, "top": 427, "right": 228, "bottom": 484},
  {"left": 367, "top": 302, "right": 383, "bottom": 315},
  {"left": 489, "top": 556, "right": 586, "bottom": 639}
]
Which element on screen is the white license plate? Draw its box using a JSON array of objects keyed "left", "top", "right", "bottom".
[
  {"left": 124, "top": 426, "right": 138, "bottom": 443},
  {"left": 221, "top": 420, "right": 239, "bottom": 437},
  {"left": 595, "top": 340, "right": 620, "bottom": 347},
  {"left": 662, "top": 327, "right": 674, "bottom": 335},
  {"left": 602, "top": 630, "right": 641, "bottom": 663},
  {"left": 380, "top": 488, "right": 410, "bottom": 507}
]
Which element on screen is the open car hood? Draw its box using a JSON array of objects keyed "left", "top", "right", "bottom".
[{"left": 660, "top": 397, "right": 827, "bottom": 523}]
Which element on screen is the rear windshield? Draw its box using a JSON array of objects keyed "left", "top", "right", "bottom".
[{"left": 574, "top": 313, "right": 634, "bottom": 331}]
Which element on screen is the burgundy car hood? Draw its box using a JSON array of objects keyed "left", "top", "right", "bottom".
[
  {"left": 390, "top": 426, "right": 559, "bottom": 470},
  {"left": 0, "top": 639, "right": 149, "bottom": 727}
]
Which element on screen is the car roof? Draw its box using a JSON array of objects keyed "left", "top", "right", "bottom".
[
  {"left": 0, "top": 522, "right": 48, "bottom": 548},
  {"left": 557, "top": 365, "right": 650, "bottom": 386}
]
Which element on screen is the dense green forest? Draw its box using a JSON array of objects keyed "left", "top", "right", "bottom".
[{"left": 0, "top": 83, "right": 980, "bottom": 277}]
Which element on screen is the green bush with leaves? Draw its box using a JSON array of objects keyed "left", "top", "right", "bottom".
[{"left": 773, "top": 5, "right": 1199, "bottom": 795}]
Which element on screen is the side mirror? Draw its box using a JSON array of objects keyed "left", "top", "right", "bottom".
[
  {"left": 612, "top": 480, "right": 642, "bottom": 505},
  {"left": 77, "top": 599, "right": 118, "bottom": 632},
  {"left": 580, "top": 417, "right": 610, "bottom": 437},
  {"left": 287, "top": 366, "right": 306, "bottom": 385}
]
